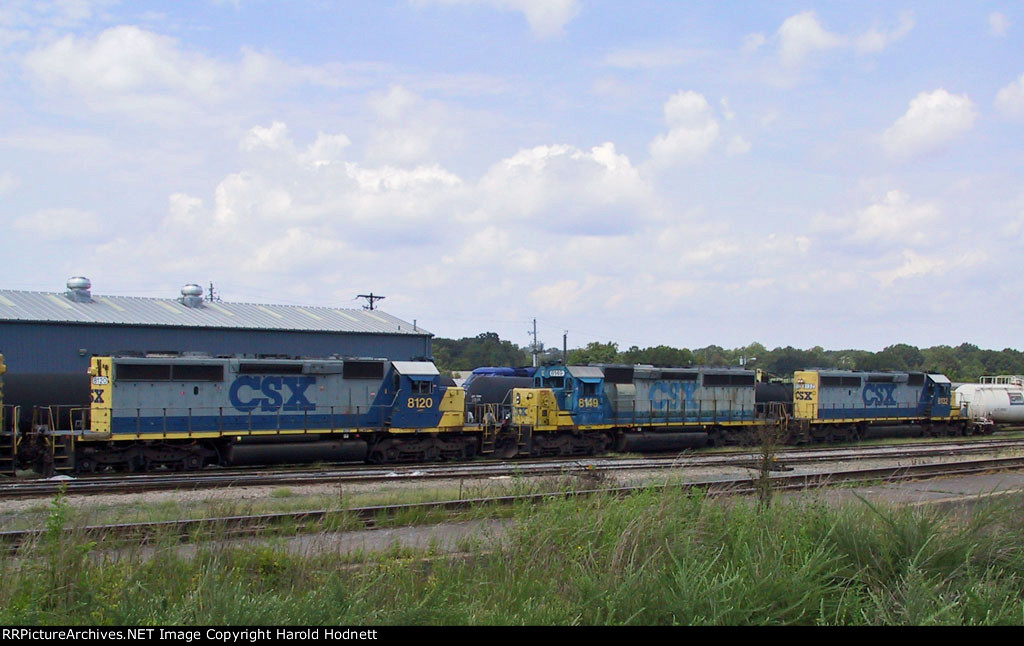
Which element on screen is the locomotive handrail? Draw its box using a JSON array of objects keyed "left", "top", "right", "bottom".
[{"left": 606, "top": 397, "right": 755, "bottom": 427}]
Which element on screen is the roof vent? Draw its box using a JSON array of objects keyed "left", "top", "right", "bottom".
[
  {"left": 65, "top": 276, "right": 92, "bottom": 303},
  {"left": 179, "top": 283, "right": 204, "bottom": 308}
]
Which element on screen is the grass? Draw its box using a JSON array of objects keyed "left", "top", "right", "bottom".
[{"left": 2, "top": 482, "right": 1024, "bottom": 625}]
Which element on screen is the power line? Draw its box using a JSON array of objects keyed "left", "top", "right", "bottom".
[{"left": 356, "top": 293, "right": 386, "bottom": 311}]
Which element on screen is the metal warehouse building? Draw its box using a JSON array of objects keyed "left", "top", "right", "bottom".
[{"left": 0, "top": 278, "right": 432, "bottom": 413}]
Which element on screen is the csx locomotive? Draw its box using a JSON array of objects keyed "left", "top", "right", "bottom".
[{"left": 0, "top": 353, "right": 993, "bottom": 475}]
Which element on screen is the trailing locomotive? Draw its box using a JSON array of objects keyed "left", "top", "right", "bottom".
[
  {"left": 0, "top": 353, "right": 998, "bottom": 475},
  {"left": 510, "top": 365, "right": 985, "bottom": 452}
]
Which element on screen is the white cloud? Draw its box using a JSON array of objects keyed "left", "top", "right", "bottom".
[
  {"left": 300, "top": 132, "right": 353, "bottom": 168},
  {"left": 412, "top": 0, "right": 580, "bottom": 38},
  {"left": 996, "top": 73, "right": 1024, "bottom": 118},
  {"left": 725, "top": 135, "right": 751, "bottom": 156},
  {"left": 240, "top": 121, "right": 293, "bottom": 152},
  {"left": 649, "top": 91, "right": 720, "bottom": 166},
  {"left": 0, "top": 171, "right": 18, "bottom": 195},
  {"left": 13, "top": 208, "right": 103, "bottom": 238},
  {"left": 720, "top": 98, "right": 735, "bottom": 121},
  {"left": 240, "top": 122, "right": 352, "bottom": 167},
  {"left": 855, "top": 11, "right": 915, "bottom": 54},
  {"left": 366, "top": 85, "right": 465, "bottom": 164},
  {"left": 750, "top": 10, "right": 915, "bottom": 76},
  {"left": 847, "top": 190, "right": 940, "bottom": 246},
  {"left": 20, "top": 25, "right": 347, "bottom": 124},
  {"left": 25, "top": 26, "right": 232, "bottom": 104},
  {"left": 989, "top": 12, "right": 1010, "bottom": 37},
  {"left": 776, "top": 11, "right": 845, "bottom": 67},
  {"left": 742, "top": 33, "right": 766, "bottom": 53},
  {"left": 476, "top": 141, "right": 653, "bottom": 234},
  {"left": 882, "top": 89, "right": 977, "bottom": 159},
  {"left": 878, "top": 249, "right": 987, "bottom": 286}
]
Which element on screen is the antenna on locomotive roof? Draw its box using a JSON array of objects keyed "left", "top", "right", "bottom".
[{"left": 357, "top": 293, "right": 385, "bottom": 311}]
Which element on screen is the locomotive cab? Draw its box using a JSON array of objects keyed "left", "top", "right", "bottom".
[
  {"left": 381, "top": 361, "right": 465, "bottom": 430},
  {"left": 924, "top": 374, "right": 952, "bottom": 418},
  {"left": 511, "top": 365, "right": 608, "bottom": 428}
]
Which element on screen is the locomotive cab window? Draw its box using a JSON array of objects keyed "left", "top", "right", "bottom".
[
  {"left": 582, "top": 382, "right": 598, "bottom": 396},
  {"left": 412, "top": 380, "right": 432, "bottom": 395}
]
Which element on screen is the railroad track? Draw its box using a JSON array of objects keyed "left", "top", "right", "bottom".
[
  {"left": 3, "top": 454, "right": 1023, "bottom": 552},
  {"left": 2, "top": 437, "right": 1024, "bottom": 499}
]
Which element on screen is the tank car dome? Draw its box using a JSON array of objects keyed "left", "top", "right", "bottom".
[
  {"left": 67, "top": 276, "right": 91, "bottom": 291},
  {"left": 181, "top": 284, "right": 203, "bottom": 298}
]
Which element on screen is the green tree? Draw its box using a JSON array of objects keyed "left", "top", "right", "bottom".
[{"left": 569, "top": 341, "right": 619, "bottom": 365}]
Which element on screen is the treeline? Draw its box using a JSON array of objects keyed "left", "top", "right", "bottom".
[
  {"left": 432, "top": 333, "right": 1024, "bottom": 383},
  {"left": 432, "top": 332, "right": 530, "bottom": 373}
]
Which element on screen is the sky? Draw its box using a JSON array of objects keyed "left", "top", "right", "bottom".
[{"left": 1, "top": 1, "right": 1022, "bottom": 354}]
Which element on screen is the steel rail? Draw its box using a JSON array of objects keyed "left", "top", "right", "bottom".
[
  {"left": 3, "top": 455, "right": 1024, "bottom": 551},
  {"left": 2, "top": 437, "right": 1024, "bottom": 499}
]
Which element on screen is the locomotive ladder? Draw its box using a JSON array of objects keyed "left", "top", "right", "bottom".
[
  {"left": 0, "top": 407, "right": 16, "bottom": 476},
  {"left": 34, "top": 407, "right": 75, "bottom": 477},
  {"left": 480, "top": 426, "right": 497, "bottom": 455},
  {"left": 478, "top": 404, "right": 501, "bottom": 455},
  {"left": 516, "top": 424, "right": 533, "bottom": 455},
  {"left": 46, "top": 432, "right": 75, "bottom": 477}
]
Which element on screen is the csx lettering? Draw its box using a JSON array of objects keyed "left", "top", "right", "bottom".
[
  {"left": 91, "top": 389, "right": 105, "bottom": 404},
  {"left": 795, "top": 391, "right": 813, "bottom": 401},
  {"left": 577, "top": 398, "right": 600, "bottom": 408},
  {"left": 649, "top": 380, "right": 698, "bottom": 410},
  {"left": 407, "top": 397, "right": 433, "bottom": 409},
  {"left": 863, "top": 383, "right": 897, "bottom": 407},
  {"left": 228, "top": 376, "right": 316, "bottom": 412}
]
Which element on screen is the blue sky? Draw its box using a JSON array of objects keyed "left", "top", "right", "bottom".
[{"left": 1, "top": 1, "right": 1022, "bottom": 353}]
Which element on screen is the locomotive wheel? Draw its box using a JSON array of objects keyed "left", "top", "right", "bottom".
[
  {"left": 185, "top": 453, "right": 202, "bottom": 470},
  {"left": 76, "top": 456, "right": 95, "bottom": 474}
]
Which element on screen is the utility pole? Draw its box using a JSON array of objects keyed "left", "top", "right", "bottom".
[
  {"left": 357, "top": 293, "right": 386, "bottom": 311},
  {"left": 528, "top": 318, "right": 539, "bottom": 367},
  {"left": 206, "top": 282, "right": 219, "bottom": 302},
  {"left": 563, "top": 330, "right": 568, "bottom": 365}
]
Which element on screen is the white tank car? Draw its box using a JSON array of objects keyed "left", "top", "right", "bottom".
[{"left": 955, "top": 376, "right": 1024, "bottom": 423}]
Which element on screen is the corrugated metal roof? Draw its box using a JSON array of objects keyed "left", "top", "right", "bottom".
[{"left": 0, "top": 289, "right": 430, "bottom": 336}]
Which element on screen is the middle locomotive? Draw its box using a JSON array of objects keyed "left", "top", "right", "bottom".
[{"left": 31, "top": 354, "right": 995, "bottom": 474}]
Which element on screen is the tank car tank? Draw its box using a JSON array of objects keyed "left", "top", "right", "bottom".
[{"left": 955, "top": 376, "right": 1024, "bottom": 423}]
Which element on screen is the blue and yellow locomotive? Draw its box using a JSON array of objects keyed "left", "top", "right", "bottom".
[
  {"left": 66, "top": 355, "right": 471, "bottom": 472},
  {"left": 0, "top": 354, "right": 995, "bottom": 475},
  {"left": 788, "top": 369, "right": 967, "bottom": 441}
]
